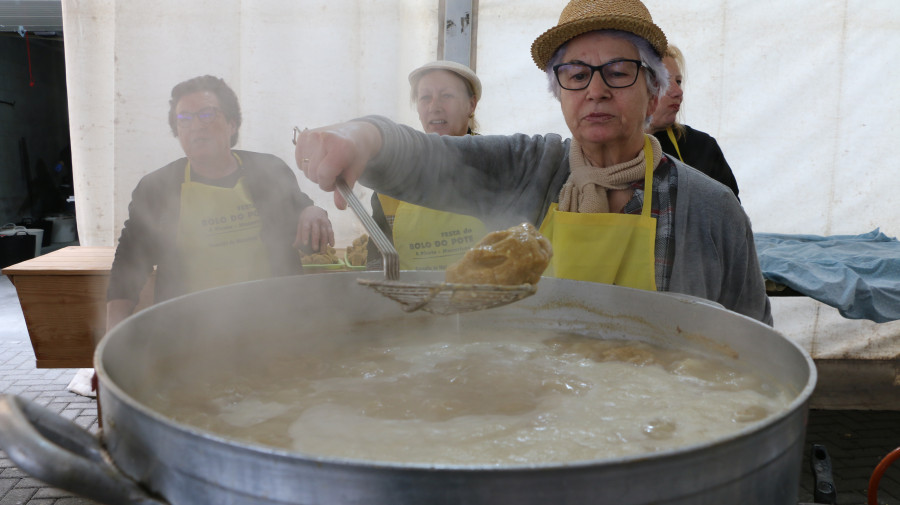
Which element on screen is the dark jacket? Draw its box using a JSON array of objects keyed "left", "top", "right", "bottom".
[
  {"left": 653, "top": 125, "right": 740, "bottom": 199},
  {"left": 108, "top": 150, "right": 312, "bottom": 303}
]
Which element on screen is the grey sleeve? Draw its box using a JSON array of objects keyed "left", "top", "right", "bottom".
[
  {"left": 357, "top": 115, "right": 571, "bottom": 230},
  {"left": 669, "top": 165, "right": 773, "bottom": 325}
]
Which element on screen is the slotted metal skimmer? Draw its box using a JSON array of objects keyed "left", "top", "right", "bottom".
[{"left": 336, "top": 179, "right": 536, "bottom": 315}]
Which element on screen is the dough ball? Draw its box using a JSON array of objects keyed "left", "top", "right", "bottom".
[{"left": 445, "top": 223, "right": 552, "bottom": 285}]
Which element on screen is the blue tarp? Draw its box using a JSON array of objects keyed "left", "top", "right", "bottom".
[{"left": 754, "top": 229, "right": 900, "bottom": 323}]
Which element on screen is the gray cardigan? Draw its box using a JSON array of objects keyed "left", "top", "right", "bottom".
[{"left": 359, "top": 116, "right": 772, "bottom": 325}]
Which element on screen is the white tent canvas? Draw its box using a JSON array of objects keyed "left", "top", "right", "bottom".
[{"left": 61, "top": 0, "right": 900, "bottom": 368}]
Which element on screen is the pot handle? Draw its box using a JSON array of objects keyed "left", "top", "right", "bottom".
[{"left": 0, "top": 394, "right": 168, "bottom": 505}]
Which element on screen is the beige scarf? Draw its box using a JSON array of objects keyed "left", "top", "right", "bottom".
[{"left": 558, "top": 135, "right": 663, "bottom": 213}]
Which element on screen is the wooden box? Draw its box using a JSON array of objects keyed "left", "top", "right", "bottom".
[{"left": 2, "top": 246, "right": 153, "bottom": 368}]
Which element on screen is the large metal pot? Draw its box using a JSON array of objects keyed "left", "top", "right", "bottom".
[{"left": 0, "top": 272, "right": 816, "bottom": 504}]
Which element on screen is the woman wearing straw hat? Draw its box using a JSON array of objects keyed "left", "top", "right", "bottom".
[
  {"left": 648, "top": 43, "right": 740, "bottom": 199},
  {"left": 294, "top": 0, "right": 771, "bottom": 324},
  {"left": 366, "top": 60, "right": 488, "bottom": 271}
]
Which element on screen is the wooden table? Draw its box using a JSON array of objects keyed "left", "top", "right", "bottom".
[{"left": 2, "top": 246, "right": 153, "bottom": 368}]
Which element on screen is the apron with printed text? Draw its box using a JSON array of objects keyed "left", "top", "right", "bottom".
[
  {"left": 176, "top": 157, "right": 272, "bottom": 293},
  {"left": 379, "top": 195, "right": 487, "bottom": 271},
  {"left": 538, "top": 137, "right": 657, "bottom": 291}
]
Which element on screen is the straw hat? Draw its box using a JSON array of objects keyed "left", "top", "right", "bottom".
[
  {"left": 408, "top": 60, "right": 482, "bottom": 102},
  {"left": 531, "top": 0, "right": 667, "bottom": 70}
]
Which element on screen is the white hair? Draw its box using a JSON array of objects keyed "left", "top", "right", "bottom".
[{"left": 544, "top": 30, "right": 669, "bottom": 103}]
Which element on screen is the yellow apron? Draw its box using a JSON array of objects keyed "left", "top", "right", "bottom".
[
  {"left": 539, "top": 137, "right": 657, "bottom": 291},
  {"left": 379, "top": 195, "right": 487, "bottom": 271},
  {"left": 176, "top": 156, "right": 272, "bottom": 293}
]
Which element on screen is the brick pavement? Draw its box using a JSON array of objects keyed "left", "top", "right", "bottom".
[
  {"left": 0, "top": 344, "right": 101, "bottom": 505},
  {"left": 1, "top": 274, "right": 898, "bottom": 505},
  {"left": 0, "top": 274, "right": 100, "bottom": 505}
]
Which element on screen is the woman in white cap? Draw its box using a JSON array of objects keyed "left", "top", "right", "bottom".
[
  {"left": 648, "top": 43, "right": 740, "bottom": 199},
  {"left": 294, "top": 0, "right": 771, "bottom": 324},
  {"left": 411, "top": 60, "right": 482, "bottom": 136},
  {"left": 367, "top": 60, "right": 487, "bottom": 271}
]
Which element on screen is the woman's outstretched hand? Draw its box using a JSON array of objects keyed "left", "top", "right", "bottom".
[{"left": 293, "top": 122, "right": 383, "bottom": 210}]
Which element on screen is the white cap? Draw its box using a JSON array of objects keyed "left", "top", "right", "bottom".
[{"left": 408, "top": 60, "right": 482, "bottom": 102}]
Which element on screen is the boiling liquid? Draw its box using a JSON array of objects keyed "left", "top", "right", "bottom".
[{"left": 147, "top": 327, "right": 790, "bottom": 465}]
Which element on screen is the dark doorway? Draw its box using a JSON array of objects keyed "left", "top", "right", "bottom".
[{"left": 0, "top": 30, "right": 74, "bottom": 250}]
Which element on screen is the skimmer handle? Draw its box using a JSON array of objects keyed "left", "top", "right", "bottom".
[{"left": 335, "top": 179, "right": 399, "bottom": 281}]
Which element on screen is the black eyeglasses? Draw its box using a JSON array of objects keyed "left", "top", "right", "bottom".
[
  {"left": 176, "top": 107, "right": 220, "bottom": 127},
  {"left": 553, "top": 59, "right": 648, "bottom": 91}
]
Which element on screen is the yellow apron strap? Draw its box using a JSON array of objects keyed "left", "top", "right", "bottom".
[
  {"left": 665, "top": 126, "right": 683, "bottom": 163},
  {"left": 641, "top": 136, "right": 654, "bottom": 218}
]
